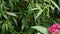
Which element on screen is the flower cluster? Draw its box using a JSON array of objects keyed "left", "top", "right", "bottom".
[{"left": 48, "top": 23, "right": 60, "bottom": 34}]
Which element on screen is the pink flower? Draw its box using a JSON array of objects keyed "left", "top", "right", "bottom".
[{"left": 48, "top": 23, "right": 60, "bottom": 34}]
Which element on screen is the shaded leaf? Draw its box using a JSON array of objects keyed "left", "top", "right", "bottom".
[{"left": 2, "top": 24, "right": 6, "bottom": 34}]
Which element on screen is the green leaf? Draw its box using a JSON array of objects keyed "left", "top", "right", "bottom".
[
  {"left": 5, "top": 24, "right": 8, "bottom": 30},
  {"left": 31, "top": 26, "right": 48, "bottom": 34},
  {"left": 9, "top": 0, "right": 14, "bottom": 9},
  {"left": 21, "top": 17, "right": 28, "bottom": 30},
  {"left": 12, "top": 17, "right": 18, "bottom": 26},
  {"left": 35, "top": 9, "right": 43, "bottom": 20},
  {"left": 0, "top": 20, "right": 3, "bottom": 24},
  {"left": 39, "top": 0, "right": 44, "bottom": 4},
  {"left": 3, "top": 14, "right": 8, "bottom": 20},
  {"left": 50, "top": 6, "right": 54, "bottom": 10},
  {"left": 30, "top": 8, "right": 39, "bottom": 11},
  {"left": 2, "top": 24, "right": 5, "bottom": 34},
  {"left": 51, "top": 0, "right": 60, "bottom": 11},
  {"left": 6, "top": 12, "right": 17, "bottom": 17}
]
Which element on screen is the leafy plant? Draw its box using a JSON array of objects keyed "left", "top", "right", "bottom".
[{"left": 0, "top": 0, "right": 60, "bottom": 34}]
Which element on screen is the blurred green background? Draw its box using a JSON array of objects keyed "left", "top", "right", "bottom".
[{"left": 0, "top": 0, "right": 60, "bottom": 34}]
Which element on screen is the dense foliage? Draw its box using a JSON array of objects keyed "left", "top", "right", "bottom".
[{"left": 0, "top": 0, "right": 60, "bottom": 34}]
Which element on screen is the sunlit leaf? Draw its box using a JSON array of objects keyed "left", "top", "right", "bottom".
[
  {"left": 3, "top": 14, "right": 8, "bottom": 20},
  {"left": 51, "top": 0, "right": 60, "bottom": 11},
  {"left": 31, "top": 26, "right": 48, "bottom": 34},
  {"left": 50, "top": 6, "right": 54, "bottom": 10},
  {"left": 6, "top": 12, "right": 17, "bottom": 17},
  {"left": 35, "top": 9, "right": 43, "bottom": 20}
]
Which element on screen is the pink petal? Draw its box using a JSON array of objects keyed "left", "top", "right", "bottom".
[{"left": 52, "top": 32, "right": 55, "bottom": 34}]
